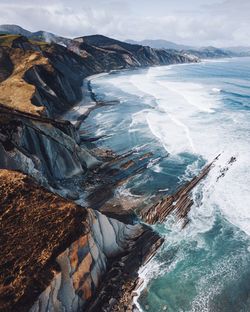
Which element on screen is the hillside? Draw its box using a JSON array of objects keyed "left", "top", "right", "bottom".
[
  {"left": 126, "top": 38, "right": 193, "bottom": 50},
  {"left": 1, "top": 24, "right": 250, "bottom": 59},
  {"left": 0, "top": 32, "right": 196, "bottom": 116},
  {"left": 182, "top": 46, "right": 235, "bottom": 59}
]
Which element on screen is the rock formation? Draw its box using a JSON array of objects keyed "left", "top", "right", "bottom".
[
  {"left": 0, "top": 104, "right": 99, "bottom": 197},
  {"left": 0, "top": 170, "right": 162, "bottom": 312},
  {"left": 140, "top": 158, "right": 218, "bottom": 227},
  {"left": 140, "top": 155, "right": 236, "bottom": 228}
]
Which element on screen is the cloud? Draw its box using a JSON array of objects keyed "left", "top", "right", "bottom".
[{"left": 0, "top": 0, "right": 249, "bottom": 47}]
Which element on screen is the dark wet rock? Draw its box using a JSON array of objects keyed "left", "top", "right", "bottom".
[
  {"left": 141, "top": 159, "right": 218, "bottom": 226},
  {"left": 216, "top": 156, "right": 237, "bottom": 182},
  {"left": 0, "top": 47, "right": 13, "bottom": 82},
  {"left": 84, "top": 151, "right": 161, "bottom": 212},
  {"left": 0, "top": 104, "right": 99, "bottom": 193}
]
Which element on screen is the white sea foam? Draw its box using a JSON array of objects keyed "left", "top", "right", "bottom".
[
  {"left": 89, "top": 60, "right": 250, "bottom": 312},
  {"left": 133, "top": 257, "right": 163, "bottom": 312},
  {"left": 212, "top": 87, "right": 221, "bottom": 93},
  {"left": 202, "top": 58, "right": 231, "bottom": 63},
  {"left": 104, "top": 63, "right": 250, "bottom": 236}
]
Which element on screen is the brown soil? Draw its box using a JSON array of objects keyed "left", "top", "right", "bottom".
[{"left": 0, "top": 169, "right": 88, "bottom": 312}]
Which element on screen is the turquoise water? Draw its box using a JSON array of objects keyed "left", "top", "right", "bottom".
[{"left": 81, "top": 57, "right": 250, "bottom": 311}]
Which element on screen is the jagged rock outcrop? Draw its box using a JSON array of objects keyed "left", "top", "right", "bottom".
[
  {"left": 140, "top": 157, "right": 219, "bottom": 227},
  {"left": 0, "top": 169, "right": 162, "bottom": 312},
  {"left": 0, "top": 104, "right": 99, "bottom": 195}
]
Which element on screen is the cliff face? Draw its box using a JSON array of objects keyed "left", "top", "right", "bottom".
[
  {"left": 0, "top": 34, "right": 197, "bottom": 119},
  {"left": 0, "top": 33, "right": 197, "bottom": 189},
  {"left": 0, "top": 105, "right": 99, "bottom": 196},
  {"left": 0, "top": 170, "right": 87, "bottom": 311},
  {"left": 71, "top": 34, "right": 196, "bottom": 69},
  {"left": 0, "top": 36, "right": 92, "bottom": 117},
  {"left": 0, "top": 170, "right": 162, "bottom": 312}
]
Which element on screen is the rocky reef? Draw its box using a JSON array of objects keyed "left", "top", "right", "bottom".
[
  {"left": 140, "top": 155, "right": 237, "bottom": 229},
  {"left": 140, "top": 159, "right": 216, "bottom": 227}
]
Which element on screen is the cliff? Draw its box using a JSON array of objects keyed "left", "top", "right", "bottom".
[
  {"left": 0, "top": 28, "right": 197, "bottom": 311},
  {"left": 0, "top": 104, "right": 100, "bottom": 197},
  {"left": 0, "top": 35, "right": 92, "bottom": 117},
  {"left": 72, "top": 34, "right": 196, "bottom": 68},
  {"left": 0, "top": 170, "right": 162, "bottom": 312},
  {"left": 0, "top": 33, "right": 197, "bottom": 188},
  {"left": 0, "top": 33, "right": 197, "bottom": 118}
]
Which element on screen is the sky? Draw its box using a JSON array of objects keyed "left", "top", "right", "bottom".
[{"left": 0, "top": 0, "right": 249, "bottom": 47}]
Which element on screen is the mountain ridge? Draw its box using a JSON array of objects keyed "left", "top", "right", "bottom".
[
  {"left": 126, "top": 38, "right": 193, "bottom": 50},
  {"left": 2, "top": 24, "right": 250, "bottom": 58}
]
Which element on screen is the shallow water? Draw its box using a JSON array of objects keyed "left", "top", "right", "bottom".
[{"left": 80, "top": 57, "right": 250, "bottom": 311}]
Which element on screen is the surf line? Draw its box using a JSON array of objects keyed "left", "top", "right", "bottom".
[
  {"left": 168, "top": 113, "right": 196, "bottom": 153},
  {"left": 140, "top": 154, "right": 237, "bottom": 227}
]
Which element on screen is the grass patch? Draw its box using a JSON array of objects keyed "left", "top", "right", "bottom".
[
  {"left": 0, "top": 34, "right": 21, "bottom": 47},
  {"left": 29, "top": 39, "right": 49, "bottom": 47}
]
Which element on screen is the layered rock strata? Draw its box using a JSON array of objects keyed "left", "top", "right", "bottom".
[
  {"left": 0, "top": 169, "right": 163, "bottom": 312},
  {"left": 140, "top": 162, "right": 213, "bottom": 226},
  {"left": 0, "top": 104, "right": 99, "bottom": 195},
  {"left": 140, "top": 157, "right": 219, "bottom": 227}
]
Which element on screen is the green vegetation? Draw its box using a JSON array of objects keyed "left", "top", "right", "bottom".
[
  {"left": 29, "top": 39, "right": 49, "bottom": 48},
  {"left": 0, "top": 34, "right": 48, "bottom": 48}
]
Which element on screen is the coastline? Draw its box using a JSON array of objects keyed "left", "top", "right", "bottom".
[
  {"left": 0, "top": 20, "right": 249, "bottom": 312},
  {"left": 61, "top": 68, "right": 217, "bottom": 311},
  {"left": 63, "top": 73, "right": 108, "bottom": 129},
  {"left": 70, "top": 64, "right": 240, "bottom": 311},
  {"left": 0, "top": 43, "right": 199, "bottom": 309},
  {"left": 61, "top": 70, "right": 166, "bottom": 311},
  {"left": 63, "top": 66, "right": 148, "bottom": 129}
]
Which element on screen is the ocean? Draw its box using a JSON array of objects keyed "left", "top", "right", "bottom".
[{"left": 80, "top": 57, "right": 250, "bottom": 312}]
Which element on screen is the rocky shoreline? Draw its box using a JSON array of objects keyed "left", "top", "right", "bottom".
[{"left": 0, "top": 32, "right": 207, "bottom": 311}]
